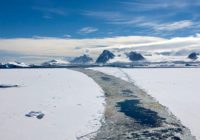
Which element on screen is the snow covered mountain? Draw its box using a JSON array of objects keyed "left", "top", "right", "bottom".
[
  {"left": 96, "top": 50, "right": 115, "bottom": 63},
  {"left": 0, "top": 62, "right": 30, "bottom": 68},
  {"left": 0, "top": 63, "right": 4, "bottom": 68},
  {"left": 41, "top": 59, "right": 69, "bottom": 66},
  {"left": 70, "top": 54, "right": 93, "bottom": 64},
  {"left": 188, "top": 52, "right": 199, "bottom": 60},
  {"left": 1, "top": 50, "right": 200, "bottom": 68},
  {"left": 127, "top": 52, "right": 145, "bottom": 61},
  {"left": 104, "top": 49, "right": 200, "bottom": 64}
]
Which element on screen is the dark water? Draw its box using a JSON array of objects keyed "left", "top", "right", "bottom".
[
  {"left": 121, "top": 89, "right": 133, "bottom": 93},
  {"left": 0, "top": 85, "right": 19, "bottom": 88},
  {"left": 116, "top": 99, "right": 165, "bottom": 127},
  {"left": 101, "top": 76, "right": 111, "bottom": 81}
]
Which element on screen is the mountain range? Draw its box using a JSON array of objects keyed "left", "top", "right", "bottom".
[{"left": 0, "top": 50, "right": 199, "bottom": 68}]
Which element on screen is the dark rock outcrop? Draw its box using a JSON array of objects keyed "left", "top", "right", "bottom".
[
  {"left": 71, "top": 54, "right": 93, "bottom": 64},
  {"left": 0, "top": 63, "right": 4, "bottom": 68},
  {"left": 127, "top": 52, "right": 145, "bottom": 61},
  {"left": 188, "top": 52, "right": 199, "bottom": 60},
  {"left": 96, "top": 50, "right": 115, "bottom": 63}
]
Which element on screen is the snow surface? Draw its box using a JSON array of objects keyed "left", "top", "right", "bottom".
[
  {"left": 0, "top": 69, "right": 105, "bottom": 140},
  {"left": 91, "top": 67, "right": 200, "bottom": 140}
]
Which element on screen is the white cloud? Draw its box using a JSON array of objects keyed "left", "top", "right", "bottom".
[
  {"left": 63, "top": 34, "right": 71, "bottom": 38},
  {"left": 0, "top": 35, "right": 200, "bottom": 58},
  {"left": 109, "top": 17, "right": 193, "bottom": 31},
  {"left": 94, "top": 35, "right": 200, "bottom": 54},
  {"left": 79, "top": 27, "right": 98, "bottom": 34},
  {"left": 0, "top": 36, "right": 163, "bottom": 57},
  {"left": 141, "top": 20, "right": 193, "bottom": 31},
  {"left": 156, "top": 20, "right": 193, "bottom": 31}
]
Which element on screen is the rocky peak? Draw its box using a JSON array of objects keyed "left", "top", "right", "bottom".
[
  {"left": 96, "top": 50, "right": 115, "bottom": 63},
  {"left": 188, "top": 52, "right": 199, "bottom": 60},
  {"left": 71, "top": 54, "right": 93, "bottom": 64},
  {"left": 127, "top": 52, "right": 145, "bottom": 61}
]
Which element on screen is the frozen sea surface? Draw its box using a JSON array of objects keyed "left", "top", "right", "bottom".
[
  {"left": 0, "top": 69, "right": 104, "bottom": 140},
  {"left": 92, "top": 67, "right": 200, "bottom": 140}
]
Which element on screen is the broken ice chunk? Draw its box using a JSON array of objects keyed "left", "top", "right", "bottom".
[{"left": 25, "top": 111, "right": 45, "bottom": 119}]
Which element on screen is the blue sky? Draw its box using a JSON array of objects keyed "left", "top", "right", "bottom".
[
  {"left": 1, "top": 0, "right": 200, "bottom": 63},
  {"left": 1, "top": 0, "right": 200, "bottom": 38}
]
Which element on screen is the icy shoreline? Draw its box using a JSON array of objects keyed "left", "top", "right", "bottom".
[
  {"left": 78, "top": 68, "right": 194, "bottom": 139},
  {"left": 92, "top": 67, "right": 200, "bottom": 139}
]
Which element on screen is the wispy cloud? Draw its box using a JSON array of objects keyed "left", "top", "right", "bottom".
[
  {"left": 121, "top": 0, "right": 200, "bottom": 11},
  {"left": 32, "top": 7, "right": 67, "bottom": 16},
  {"left": 43, "top": 15, "right": 52, "bottom": 19},
  {"left": 83, "top": 11, "right": 125, "bottom": 21},
  {"left": 82, "top": 0, "right": 200, "bottom": 36},
  {"left": 130, "top": 20, "right": 193, "bottom": 31},
  {"left": 83, "top": 11, "right": 143, "bottom": 26},
  {"left": 32, "top": 36, "right": 59, "bottom": 39},
  {"left": 84, "top": 10, "right": 194, "bottom": 32},
  {"left": 79, "top": 27, "right": 98, "bottom": 34},
  {"left": 108, "top": 16, "right": 146, "bottom": 25}
]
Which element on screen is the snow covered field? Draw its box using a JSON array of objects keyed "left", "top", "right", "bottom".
[
  {"left": 0, "top": 69, "right": 104, "bottom": 140},
  {"left": 92, "top": 67, "right": 200, "bottom": 140}
]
